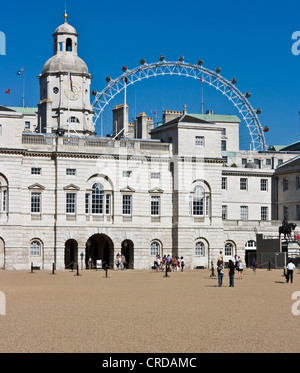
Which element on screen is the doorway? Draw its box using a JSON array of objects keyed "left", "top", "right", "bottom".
[
  {"left": 65, "top": 239, "right": 78, "bottom": 269},
  {"left": 121, "top": 240, "right": 134, "bottom": 269},
  {"left": 86, "top": 234, "right": 114, "bottom": 269}
]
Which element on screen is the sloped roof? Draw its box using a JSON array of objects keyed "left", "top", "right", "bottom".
[
  {"left": 8, "top": 107, "right": 37, "bottom": 115},
  {"left": 189, "top": 114, "right": 240, "bottom": 123}
]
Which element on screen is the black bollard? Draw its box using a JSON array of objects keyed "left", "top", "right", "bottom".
[
  {"left": 164, "top": 262, "right": 169, "bottom": 278},
  {"left": 105, "top": 264, "right": 108, "bottom": 278},
  {"left": 210, "top": 261, "right": 216, "bottom": 277},
  {"left": 31, "top": 262, "right": 33, "bottom": 274},
  {"left": 268, "top": 261, "right": 271, "bottom": 271},
  {"left": 76, "top": 263, "right": 80, "bottom": 276},
  {"left": 52, "top": 263, "right": 55, "bottom": 275}
]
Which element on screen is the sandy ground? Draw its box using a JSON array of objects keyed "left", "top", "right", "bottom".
[{"left": 0, "top": 266, "right": 299, "bottom": 354}]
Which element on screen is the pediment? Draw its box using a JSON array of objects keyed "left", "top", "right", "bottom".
[
  {"left": 148, "top": 187, "right": 164, "bottom": 194},
  {"left": 63, "top": 184, "right": 80, "bottom": 191},
  {"left": 120, "top": 186, "right": 136, "bottom": 193},
  {"left": 28, "top": 183, "right": 45, "bottom": 190}
]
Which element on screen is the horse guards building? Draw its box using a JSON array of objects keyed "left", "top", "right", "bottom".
[{"left": 0, "top": 14, "right": 300, "bottom": 271}]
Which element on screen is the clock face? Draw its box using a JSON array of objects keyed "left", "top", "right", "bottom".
[
  {"left": 53, "top": 87, "right": 59, "bottom": 94},
  {"left": 64, "top": 82, "right": 81, "bottom": 101}
]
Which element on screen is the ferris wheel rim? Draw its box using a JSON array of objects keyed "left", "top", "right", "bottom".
[{"left": 92, "top": 60, "right": 266, "bottom": 151}]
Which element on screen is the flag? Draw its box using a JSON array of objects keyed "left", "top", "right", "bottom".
[
  {"left": 5, "top": 88, "right": 10, "bottom": 94},
  {"left": 154, "top": 109, "right": 157, "bottom": 115},
  {"left": 17, "top": 67, "right": 24, "bottom": 75},
  {"left": 200, "top": 77, "right": 203, "bottom": 82}
]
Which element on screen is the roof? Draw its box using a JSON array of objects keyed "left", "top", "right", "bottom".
[
  {"left": 189, "top": 114, "right": 241, "bottom": 123},
  {"left": 8, "top": 107, "right": 37, "bottom": 115}
]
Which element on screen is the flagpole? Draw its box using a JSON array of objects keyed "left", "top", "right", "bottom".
[
  {"left": 201, "top": 72, "right": 204, "bottom": 115},
  {"left": 124, "top": 78, "right": 128, "bottom": 138},
  {"left": 22, "top": 65, "right": 25, "bottom": 108}
]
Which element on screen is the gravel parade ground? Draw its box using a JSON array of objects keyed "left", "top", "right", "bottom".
[{"left": 0, "top": 267, "right": 299, "bottom": 354}]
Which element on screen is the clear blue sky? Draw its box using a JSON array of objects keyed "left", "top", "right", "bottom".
[{"left": 1, "top": 0, "right": 300, "bottom": 148}]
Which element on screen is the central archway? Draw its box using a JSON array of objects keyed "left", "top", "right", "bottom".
[{"left": 86, "top": 234, "right": 114, "bottom": 269}]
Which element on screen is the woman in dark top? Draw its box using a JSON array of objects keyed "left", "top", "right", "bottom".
[{"left": 228, "top": 259, "right": 235, "bottom": 287}]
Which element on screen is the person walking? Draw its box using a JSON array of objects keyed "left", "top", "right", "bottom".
[
  {"left": 228, "top": 259, "right": 235, "bottom": 287},
  {"left": 252, "top": 258, "right": 258, "bottom": 274},
  {"left": 180, "top": 256, "right": 185, "bottom": 272},
  {"left": 156, "top": 256, "right": 161, "bottom": 272},
  {"left": 238, "top": 258, "right": 244, "bottom": 279},
  {"left": 121, "top": 254, "right": 127, "bottom": 270},
  {"left": 234, "top": 254, "right": 239, "bottom": 269},
  {"left": 217, "top": 261, "right": 224, "bottom": 287},
  {"left": 286, "top": 260, "right": 296, "bottom": 283}
]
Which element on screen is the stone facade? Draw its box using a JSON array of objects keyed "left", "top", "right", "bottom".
[{"left": 0, "top": 16, "right": 299, "bottom": 271}]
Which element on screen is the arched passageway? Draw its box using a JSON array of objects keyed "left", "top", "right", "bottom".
[{"left": 86, "top": 234, "right": 114, "bottom": 269}]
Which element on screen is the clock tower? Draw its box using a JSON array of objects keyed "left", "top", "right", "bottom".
[{"left": 38, "top": 9, "right": 94, "bottom": 135}]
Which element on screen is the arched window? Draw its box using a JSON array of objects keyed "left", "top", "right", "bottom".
[
  {"left": 0, "top": 176, "right": 8, "bottom": 213},
  {"left": 195, "top": 241, "right": 205, "bottom": 256},
  {"left": 92, "top": 183, "right": 104, "bottom": 214},
  {"left": 151, "top": 241, "right": 160, "bottom": 257},
  {"left": 193, "top": 186, "right": 204, "bottom": 216},
  {"left": 68, "top": 116, "right": 80, "bottom": 124},
  {"left": 30, "top": 240, "right": 41, "bottom": 257},
  {"left": 66, "top": 38, "right": 72, "bottom": 52},
  {"left": 245, "top": 240, "right": 256, "bottom": 248},
  {"left": 225, "top": 242, "right": 233, "bottom": 256}
]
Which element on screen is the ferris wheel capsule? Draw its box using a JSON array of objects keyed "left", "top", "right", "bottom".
[
  {"left": 159, "top": 55, "right": 165, "bottom": 62},
  {"left": 263, "top": 126, "right": 269, "bottom": 133},
  {"left": 178, "top": 55, "right": 184, "bottom": 62},
  {"left": 215, "top": 67, "right": 221, "bottom": 74},
  {"left": 105, "top": 76, "right": 111, "bottom": 83},
  {"left": 122, "top": 66, "right": 128, "bottom": 72},
  {"left": 245, "top": 92, "right": 251, "bottom": 98},
  {"left": 140, "top": 58, "right": 146, "bottom": 65},
  {"left": 197, "top": 59, "right": 204, "bottom": 66},
  {"left": 231, "top": 78, "right": 237, "bottom": 85},
  {"left": 256, "top": 108, "right": 262, "bottom": 114}
]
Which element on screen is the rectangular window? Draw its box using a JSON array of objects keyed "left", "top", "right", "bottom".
[
  {"left": 221, "top": 140, "right": 227, "bottom": 151},
  {"left": 106, "top": 194, "right": 111, "bottom": 215},
  {"left": 221, "top": 177, "right": 227, "bottom": 190},
  {"left": 66, "top": 168, "right": 76, "bottom": 176},
  {"left": 85, "top": 193, "right": 90, "bottom": 214},
  {"left": 283, "top": 178, "right": 288, "bottom": 192},
  {"left": 278, "top": 159, "right": 283, "bottom": 166},
  {"left": 31, "top": 168, "right": 41, "bottom": 175},
  {"left": 261, "top": 206, "right": 268, "bottom": 221},
  {"left": 266, "top": 159, "right": 271, "bottom": 166},
  {"left": 260, "top": 179, "right": 268, "bottom": 191},
  {"left": 66, "top": 193, "right": 76, "bottom": 214},
  {"left": 151, "top": 172, "right": 160, "bottom": 179},
  {"left": 221, "top": 128, "right": 226, "bottom": 136},
  {"left": 122, "top": 195, "right": 132, "bottom": 215},
  {"left": 151, "top": 196, "right": 160, "bottom": 216},
  {"left": 122, "top": 171, "right": 132, "bottom": 178},
  {"left": 31, "top": 193, "right": 41, "bottom": 213},
  {"left": 242, "top": 158, "right": 247, "bottom": 165},
  {"left": 1, "top": 190, "right": 7, "bottom": 212},
  {"left": 195, "top": 136, "right": 205, "bottom": 146},
  {"left": 25, "top": 121, "right": 30, "bottom": 129},
  {"left": 296, "top": 177, "right": 300, "bottom": 190},
  {"left": 222, "top": 205, "right": 227, "bottom": 220},
  {"left": 240, "top": 206, "right": 248, "bottom": 221},
  {"left": 240, "top": 178, "right": 248, "bottom": 190}
]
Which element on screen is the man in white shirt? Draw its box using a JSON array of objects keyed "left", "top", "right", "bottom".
[{"left": 286, "top": 260, "right": 296, "bottom": 283}]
